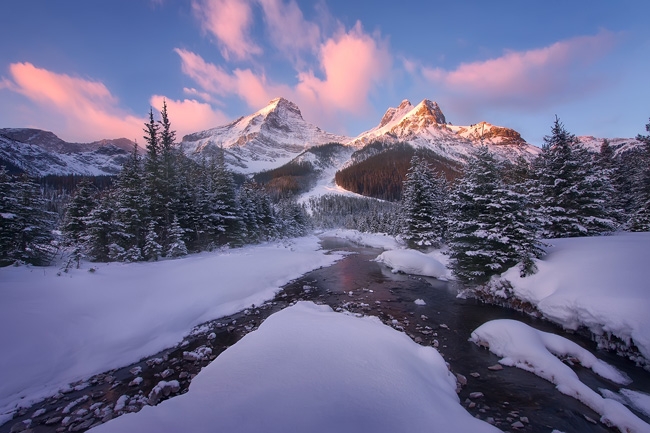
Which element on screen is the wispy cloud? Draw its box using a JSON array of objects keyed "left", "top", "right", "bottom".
[
  {"left": 4, "top": 62, "right": 144, "bottom": 142},
  {"left": 175, "top": 19, "right": 391, "bottom": 132},
  {"left": 2, "top": 62, "right": 228, "bottom": 142},
  {"left": 191, "top": 0, "right": 261, "bottom": 61},
  {"left": 257, "top": 0, "right": 320, "bottom": 64},
  {"left": 419, "top": 31, "right": 618, "bottom": 112},
  {"left": 150, "top": 95, "right": 229, "bottom": 138}
]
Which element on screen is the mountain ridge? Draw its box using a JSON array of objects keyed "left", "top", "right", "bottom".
[{"left": 0, "top": 98, "right": 643, "bottom": 180}]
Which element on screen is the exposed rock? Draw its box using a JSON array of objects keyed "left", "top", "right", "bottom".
[
  {"left": 511, "top": 420, "right": 525, "bottom": 429},
  {"left": 469, "top": 392, "right": 484, "bottom": 399},
  {"left": 488, "top": 364, "right": 503, "bottom": 371}
]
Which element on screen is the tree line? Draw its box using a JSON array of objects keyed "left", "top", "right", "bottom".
[{"left": 0, "top": 102, "right": 309, "bottom": 267}]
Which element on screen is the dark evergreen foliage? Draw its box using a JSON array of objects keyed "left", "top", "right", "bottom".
[
  {"left": 530, "top": 117, "right": 615, "bottom": 238},
  {"left": 400, "top": 154, "right": 448, "bottom": 249},
  {"left": 0, "top": 168, "right": 56, "bottom": 266},
  {"left": 335, "top": 142, "right": 460, "bottom": 201},
  {"left": 447, "top": 147, "right": 543, "bottom": 285}
]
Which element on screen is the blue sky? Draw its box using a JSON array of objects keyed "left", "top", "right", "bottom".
[{"left": 1, "top": 0, "right": 648, "bottom": 145}]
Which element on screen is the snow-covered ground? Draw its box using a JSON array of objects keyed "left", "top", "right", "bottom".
[
  {"left": 0, "top": 236, "right": 343, "bottom": 424},
  {"left": 500, "top": 232, "right": 650, "bottom": 363},
  {"left": 471, "top": 319, "right": 650, "bottom": 433},
  {"left": 90, "top": 302, "right": 501, "bottom": 433},
  {"left": 375, "top": 248, "right": 451, "bottom": 280},
  {"left": 319, "top": 228, "right": 403, "bottom": 251},
  {"left": 364, "top": 231, "right": 650, "bottom": 366}
]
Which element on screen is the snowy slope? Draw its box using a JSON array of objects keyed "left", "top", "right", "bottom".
[
  {"left": 180, "top": 97, "right": 350, "bottom": 174},
  {"left": 0, "top": 128, "right": 133, "bottom": 176},
  {"left": 0, "top": 236, "right": 342, "bottom": 421},
  {"left": 347, "top": 99, "right": 541, "bottom": 163},
  {"left": 577, "top": 135, "right": 644, "bottom": 155}
]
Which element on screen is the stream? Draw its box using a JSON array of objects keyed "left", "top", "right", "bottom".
[{"left": 3, "top": 237, "right": 649, "bottom": 433}]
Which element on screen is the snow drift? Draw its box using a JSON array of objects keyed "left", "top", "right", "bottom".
[{"left": 91, "top": 302, "right": 501, "bottom": 433}]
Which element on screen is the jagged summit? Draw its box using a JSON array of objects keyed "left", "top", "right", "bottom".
[
  {"left": 180, "top": 98, "right": 349, "bottom": 173},
  {"left": 349, "top": 99, "right": 539, "bottom": 162}
]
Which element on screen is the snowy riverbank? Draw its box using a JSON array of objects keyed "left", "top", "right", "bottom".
[
  {"left": 500, "top": 232, "right": 650, "bottom": 367},
  {"left": 0, "top": 236, "right": 343, "bottom": 424}
]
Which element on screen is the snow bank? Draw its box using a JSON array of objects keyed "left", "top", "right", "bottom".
[
  {"left": 320, "top": 228, "right": 403, "bottom": 250},
  {"left": 471, "top": 319, "right": 650, "bottom": 433},
  {"left": 501, "top": 232, "right": 650, "bottom": 361},
  {"left": 375, "top": 249, "right": 450, "bottom": 279},
  {"left": 0, "top": 236, "right": 342, "bottom": 419},
  {"left": 91, "top": 302, "right": 501, "bottom": 433}
]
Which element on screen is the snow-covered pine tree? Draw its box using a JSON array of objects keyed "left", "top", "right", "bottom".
[
  {"left": 143, "top": 108, "right": 165, "bottom": 240},
  {"left": 110, "top": 143, "right": 147, "bottom": 261},
  {"left": 400, "top": 154, "right": 448, "bottom": 249},
  {"left": 143, "top": 220, "right": 162, "bottom": 261},
  {"left": 531, "top": 116, "right": 615, "bottom": 238},
  {"left": 166, "top": 215, "right": 188, "bottom": 258},
  {"left": 208, "top": 148, "right": 242, "bottom": 246},
  {"left": 447, "top": 146, "right": 543, "bottom": 285},
  {"left": 158, "top": 100, "right": 179, "bottom": 248},
  {"left": 628, "top": 117, "right": 650, "bottom": 230},
  {"left": 85, "top": 191, "right": 118, "bottom": 262},
  {"left": 61, "top": 178, "right": 97, "bottom": 267},
  {"left": 2, "top": 174, "right": 56, "bottom": 266}
]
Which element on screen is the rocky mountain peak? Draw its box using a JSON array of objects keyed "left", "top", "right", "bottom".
[
  {"left": 412, "top": 99, "right": 446, "bottom": 125},
  {"left": 265, "top": 97, "right": 303, "bottom": 120},
  {"left": 379, "top": 99, "right": 414, "bottom": 128}
]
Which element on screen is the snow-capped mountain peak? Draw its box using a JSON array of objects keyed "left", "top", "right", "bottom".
[
  {"left": 349, "top": 99, "right": 539, "bottom": 162},
  {"left": 180, "top": 98, "right": 349, "bottom": 173}
]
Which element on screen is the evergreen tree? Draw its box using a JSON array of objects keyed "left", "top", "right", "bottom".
[
  {"left": 400, "top": 154, "right": 448, "bottom": 249},
  {"left": 143, "top": 220, "right": 162, "bottom": 261},
  {"left": 143, "top": 107, "right": 164, "bottom": 237},
  {"left": 447, "top": 147, "right": 542, "bottom": 285},
  {"left": 0, "top": 174, "right": 56, "bottom": 266},
  {"left": 531, "top": 116, "right": 615, "bottom": 238},
  {"left": 61, "top": 178, "right": 97, "bottom": 267},
  {"left": 166, "top": 215, "right": 188, "bottom": 257},
  {"left": 628, "top": 117, "right": 650, "bottom": 230},
  {"left": 158, "top": 100, "right": 179, "bottom": 247},
  {"left": 85, "top": 192, "right": 117, "bottom": 262}
]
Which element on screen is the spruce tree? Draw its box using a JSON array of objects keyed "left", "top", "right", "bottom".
[
  {"left": 110, "top": 143, "right": 147, "bottom": 260},
  {"left": 62, "top": 178, "right": 97, "bottom": 267},
  {"left": 0, "top": 174, "right": 56, "bottom": 266},
  {"left": 143, "top": 220, "right": 162, "bottom": 261},
  {"left": 447, "top": 146, "right": 542, "bottom": 285},
  {"left": 531, "top": 116, "right": 615, "bottom": 238},
  {"left": 166, "top": 215, "right": 188, "bottom": 257},
  {"left": 85, "top": 192, "right": 117, "bottom": 262},
  {"left": 143, "top": 108, "right": 164, "bottom": 239},
  {"left": 628, "top": 117, "right": 650, "bottom": 230},
  {"left": 400, "top": 155, "right": 448, "bottom": 249}
]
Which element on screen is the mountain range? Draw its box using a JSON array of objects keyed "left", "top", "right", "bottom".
[{"left": 0, "top": 98, "right": 641, "bottom": 192}]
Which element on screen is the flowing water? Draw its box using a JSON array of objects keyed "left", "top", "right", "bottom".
[
  {"left": 3, "top": 237, "right": 649, "bottom": 433},
  {"left": 290, "top": 238, "right": 650, "bottom": 433}
]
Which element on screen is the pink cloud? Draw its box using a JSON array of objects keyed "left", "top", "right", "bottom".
[
  {"left": 421, "top": 31, "right": 617, "bottom": 109},
  {"left": 174, "top": 48, "right": 235, "bottom": 95},
  {"left": 5, "top": 62, "right": 144, "bottom": 142},
  {"left": 150, "top": 95, "right": 229, "bottom": 139},
  {"left": 191, "top": 0, "right": 261, "bottom": 61},
  {"left": 257, "top": 0, "right": 320, "bottom": 62},
  {"left": 296, "top": 21, "right": 391, "bottom": 113}
]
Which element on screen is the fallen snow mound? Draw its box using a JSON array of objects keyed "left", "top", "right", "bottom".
[
  {"left": 501, "top": 232, "right": 650, "bottom": 362},
  {"left": 471, "top": 319, "right": 650, "bottom": 433},
  {"left": 91, "top": 302, "right": 501, "bottom": 433},
  {"left": 375, "top": 249, "right": 448, "bottom": 279}
]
